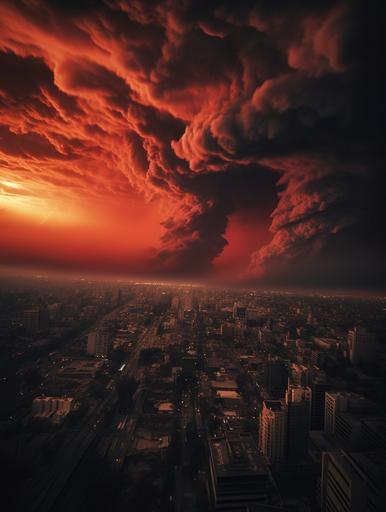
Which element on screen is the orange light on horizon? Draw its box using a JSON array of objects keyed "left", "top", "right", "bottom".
[{"left": 0, "top": 179, "right": 85, "bottom": 226}]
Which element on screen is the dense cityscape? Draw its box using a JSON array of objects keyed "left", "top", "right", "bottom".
[
  {"left": 0, "top": 276, "right": 385, "bottom": 512},
  {"left": 0, "top": 0, "right": 384, "bottom": 510}
]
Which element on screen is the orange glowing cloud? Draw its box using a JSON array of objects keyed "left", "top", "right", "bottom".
[{"left": 0, "top": 1, "right": 383, "bottom": 286}]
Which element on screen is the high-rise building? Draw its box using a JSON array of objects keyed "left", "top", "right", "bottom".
[
  {"left": 23, "top": 306, "right": 49, "bottom": 334},
  {"left": 177, "top": 293, "right": 194, "bottom": 321},
  {"left": 266, "top": 359, "right": 288, "bottom": 399},
  {"left": 290, "top": 363, "right": 310, "bottom": 387},
  {"left": 208, "top": 432, "right": 280, "bottom": 510},
  {"left": 321, "top": 450, "right": 386, "bottom": 512},
  {"left": 334, "top": 412, "right": 365, "bottom": 451},
  {"left": 348, "top": 327, "right": 377, "bottom": 366},
  {"left": 324, "top": 392, "right": 349, "bottom": 436},
  {"left": 333, "top": 398, "right": 379, "bottom": 451},
  {"left": 325, "top": 392, "right": 378, "bottom": 441},
  {"left": 111, "top": 287, "right": 122, "bottom": 306},
  {"left": 259, "top": 400, "right": 287, "bottom": 470},
  {"left": 87, "top": 331, "right": 111, "bottom": 357},
  {"left": 286, "top": 386, "right": 311, "bottom": 463},
  {"left": 310, "top": 376, "right": 329, "bottom": 430}
]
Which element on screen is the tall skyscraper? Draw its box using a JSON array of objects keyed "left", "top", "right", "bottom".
[
  {"left": 348, "top": 327, "right": 377, "bottom": 366},
  {"left": 325, "top": 392, "right": 378, "bottom": 442},
  {"left": 324, "top": 392, "right": 349, "bottom": 436},
  {"left": 177, "top": 293, "right": 193, "bottom": 321},
  {"left": 310, "top": 376, "right": 329, "bottom": 430},
  {"left": 333, "top": 396, "right": 379, "bottom": 451},
  {"left": 208, "top": 432, "right": 281, "bottom": 510},
  {"left": 321, "top": 450, "right": 386, "bottom": 512},
  {"left": 259, "top": 400, "right": 287, "bottom": 470},
  {"left": 23, "top": 306, "right": 49, "bottom": 334},
  {"left": 87, "top": 331, "right": 111, "bottom": 357},
  {"left": 290, "top": 363, "right": 310, "bottom": 387},
  {"left": 286, "top": 386, "right": 312, "bottom": 463},
  {"left": 111, "top": 287, "right": 122, "bottom": 306},
  {"left": 266, "top": 358, "right": 288, "bottom": 399}
]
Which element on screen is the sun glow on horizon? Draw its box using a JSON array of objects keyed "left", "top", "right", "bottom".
[{"left": 0, "top": 178, "right": 84, "bottom": 226}]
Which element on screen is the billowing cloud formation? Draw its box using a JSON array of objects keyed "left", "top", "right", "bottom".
[{"left": 0, "top": 0, "right": 384, "bottom": 287}]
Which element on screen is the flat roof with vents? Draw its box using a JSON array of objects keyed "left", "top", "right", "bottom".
[{"left": 210, "top": 433, "right": 269, "bottom": 477}]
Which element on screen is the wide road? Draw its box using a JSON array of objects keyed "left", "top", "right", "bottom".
[
  {"left": 174, "top": 387, "right": 197, "bottom": 512},
  {"left": 20, "top": 306, "right": 158, "bottom": 512}
]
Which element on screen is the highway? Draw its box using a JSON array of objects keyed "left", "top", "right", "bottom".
[
  {"left": 21, "top": 383, "right": 117, "bottom": 512},
  {"left": 174, "top": 385, "right": 198, "bottom": 512},
  {"left": 20, "top": 308, "right": 160, "bottom": 512},
  {"left": 103, "top": 316, "right": 161, "bottom": 468}
]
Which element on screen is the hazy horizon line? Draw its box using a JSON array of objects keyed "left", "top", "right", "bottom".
[{"left": 1, "top": 264, "right": 385, "bottom": 299}]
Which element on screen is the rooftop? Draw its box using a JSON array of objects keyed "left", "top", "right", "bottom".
[
  {"left": 210, "top": 433, "right": 269, "bottom": 477},
  {"left": 264, "top": 400, "right": 283, "bottom": 412},
  {"left": 217, "top": 390, "right": 241, "bottom": 400},
  {"left": 210, "top": 379, "right": 238, "bottom": 390},
  {"left": 157, "top": 401, "right": 174, "bottom": 413}
]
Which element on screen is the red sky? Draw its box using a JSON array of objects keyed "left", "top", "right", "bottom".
[
  {"left": 0, "top": 177, "right": 269, "bottom": 278},
  {"left": 0, "top": 183, "right": 162, "bottom": 273},
  {"left": 0, "top": 1, "right": 384, "bottom": 288}
]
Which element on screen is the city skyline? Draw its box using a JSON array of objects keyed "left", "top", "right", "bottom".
[
  {"left": 0, "top": 0, "right": 384, "bottom": 290},
  {"left": 1, "top": 276, "right": 385, "bottom": 512}
]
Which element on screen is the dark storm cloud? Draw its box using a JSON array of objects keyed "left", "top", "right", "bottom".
[
  {"left": 155, "top": 163, "right": 278, "bottom": 274},
  {"left": 0, "top": 0, "right": 384, "bottom": 286}
]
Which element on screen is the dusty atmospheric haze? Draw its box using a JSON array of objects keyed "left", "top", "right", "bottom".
[{"left": 0, "top": 0, "right": 384, "bottom": 290}]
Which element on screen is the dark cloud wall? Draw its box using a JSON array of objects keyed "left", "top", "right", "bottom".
[{"left": 0, "top": 0, "right": 384, "bottom": 288}]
